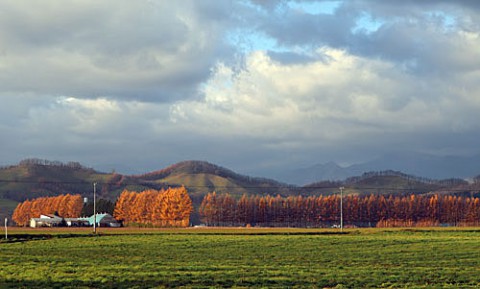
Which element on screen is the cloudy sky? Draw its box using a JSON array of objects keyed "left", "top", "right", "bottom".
[{"left": 1, "top": 0, "right": 479, "bottom": 177}]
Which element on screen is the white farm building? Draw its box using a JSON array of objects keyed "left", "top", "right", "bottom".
[{"left": 29, "top": 213, "right": 120, "bottom": 228}]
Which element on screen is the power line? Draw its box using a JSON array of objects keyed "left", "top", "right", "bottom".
[
  {"left": 0, "top": 179, "right": 91, "bottom": 185},
  {"left": 0, "top": 178, "right": 478, "bottom": 194}
]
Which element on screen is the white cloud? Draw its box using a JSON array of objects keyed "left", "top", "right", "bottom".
[
  {"left": 1, "top": 0, "right": 480, "bottom": 176},
  {"left": 171, "top": 45, "right": 480, "bottom": 150}
]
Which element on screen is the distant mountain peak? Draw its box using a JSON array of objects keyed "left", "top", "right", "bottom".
[{"left": 281, "top": 152, "right": 480, "bottom": 185}]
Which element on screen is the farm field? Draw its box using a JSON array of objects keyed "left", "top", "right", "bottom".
[{"left": 1, "top": 228, "right": 480, "bottom": 288}]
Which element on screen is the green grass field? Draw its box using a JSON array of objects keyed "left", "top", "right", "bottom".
[{"left": 1, "top": 228, "right": 480, "bottom": 288}]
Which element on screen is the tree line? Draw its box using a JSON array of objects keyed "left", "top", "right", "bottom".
[
  {"left": 113, "top": 187, "right": 193, "bottom": 227},
  {"left": 199, "top": 192, "right": 480, "bottom": 227},
  {"left": 17, "top": 158, "right": 89, "bottom": 170},
  {"left": 12, "top": 189, "right": 480, "bottom": 228},
  {"left": 344, "top": 170, "right": 468, "bottom": 186},
  {"left": 12, "top": 194, "right": 84, "bottom": 226}
]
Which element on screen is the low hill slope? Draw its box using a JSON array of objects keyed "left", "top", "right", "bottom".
[
  {"left": 0, "top": 198, "right": 18, "bottom": 224},
  {"left": 0, "top": 159, "right": 153, "bottom": 202},
  {"left": 0, "top": 159, "right": 100, "bottom": 201},
  {"left": 135, "top": 160, "right": 293, "bottom": 196}
]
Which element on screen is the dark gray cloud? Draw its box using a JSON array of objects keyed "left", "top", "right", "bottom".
[
  {"left": 0, "top": 0, "right": 479, "bottom": 178},
  {"left": 0, "top": 1, "right": 234, "bottom": 102}
]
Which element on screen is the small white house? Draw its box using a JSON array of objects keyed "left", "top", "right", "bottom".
[{"left": 29, "top": 214, "right": 64, "bottom": 228}]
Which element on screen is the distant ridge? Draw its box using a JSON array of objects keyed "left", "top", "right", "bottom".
[
  {"left": 303, "top": 170, "right": 473, "bottom": 195},
  {"left": 283, "top": 152, "right": 480, "bottom": 185}
]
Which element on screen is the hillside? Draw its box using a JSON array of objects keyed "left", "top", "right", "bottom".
[
  {"left": 0, "top": 159, "right": 131, "bottom": 201},
  {"left": 1, "top": 159, "right": 480, "bottom": 221},
  {"left": 303, "top": 170, "right": 475, "bottom": 196},
  {"left": 134, "top": 160, "right": 293, "bottom": 197},
  {"left": 0, "top": 159, "right": 294, "bottom": 208}
]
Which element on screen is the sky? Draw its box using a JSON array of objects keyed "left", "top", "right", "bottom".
[{"left": 1, "top": 0, "right": 480, "bottom": 178}]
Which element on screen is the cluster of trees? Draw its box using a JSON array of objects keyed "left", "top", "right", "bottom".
[
  {"left": 18, "top": 158, "right": 88, "bottom": 169},
  {"left": 199, "top": 193, "right": 480, "bottom": 227},
  {"left": 113, "top": 187, "right": 193, "bottom": 227},
  {"left": 81, "top": 199, "right": 115, "bottom": 216},
  {"left": 305, "top": 171, "right": 470, "bottom": 194},
  {"left": 344, "top": 170, "right": 468, "bottom": 187},
  {"left": 12, "top": 194, "right": 84, "bottom": 226}
]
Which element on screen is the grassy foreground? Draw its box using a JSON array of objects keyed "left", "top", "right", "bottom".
[{"left": 1, "top": 228, "right": 480, "bottom": 288}]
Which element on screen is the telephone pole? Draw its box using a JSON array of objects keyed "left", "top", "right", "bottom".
[
  {"left": 339, "top": 187, "right": 344, "bottom": 232},
  {"left": 93, "top": 182, "right": 97, "bottom": 234}
]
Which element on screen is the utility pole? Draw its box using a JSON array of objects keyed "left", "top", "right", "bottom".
[
  {"left": 339, "top": 187, "right": 344, "bottom": 232},
  {"left": 93, "top": 182, "right": 97, "bottom": 234},
  {"left": 4, "top": 218, "right": 7, "bottom": 240}
]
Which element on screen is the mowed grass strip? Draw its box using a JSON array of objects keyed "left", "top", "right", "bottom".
[{"left": 1, "top": 229, "right": 480, "bottom": 288}]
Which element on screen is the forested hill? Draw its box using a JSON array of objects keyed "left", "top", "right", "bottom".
[
  {"left": 303, "top": 170, "right": 479, "bottom": 196},
  {"left": 137, "top": 160, "right": 293, "bottom": 196},
  {"left": 1, "top": 159, "right": 480, "bottom": 208},
  {"left": 0, "top": 159, "right": 100, "bottom": 201},
  {"left": 0, "top": 159, "right": 294, "bottom": 204},
  {"left": 0, "top": 159, "right": 296, "bottom": 221}
]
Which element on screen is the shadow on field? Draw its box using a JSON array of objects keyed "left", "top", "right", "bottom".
[
  {"left": 1, "top": 233, "right": 94, "bottom": 244},
  {"left": 1, "top": 230, "right": 350, "bottom": 244},
  {"left": 182, "top": 231, "right": 351, "bottom": 236},
  {"left": 1, "top": 278, "right": 310, "bottom": 289},
  {"left": 0, "top": 280, "right": 182, "bottom": 289}
]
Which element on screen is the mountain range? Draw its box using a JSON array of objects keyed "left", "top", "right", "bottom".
[{"left": 281, "top": 152, "right": 480, "bottom": 185}]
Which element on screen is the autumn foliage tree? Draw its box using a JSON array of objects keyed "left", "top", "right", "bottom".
[
  {"left": 199, "top": 193, "right": 480, "bottom": 228},
  {"left": 113, "top": 187, "right": 193, "bottom": 227},
  {"left": 12, "top": 194, "right": 83, "bottom": 226}
]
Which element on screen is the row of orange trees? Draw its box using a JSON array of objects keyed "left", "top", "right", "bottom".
[
  {"left": 12, "top": 189, "right": 480, "bottom": 228},
  {"left": 12, "top": 187, "right": 193, "bottom": 227},
  {"left": 12, "top": 194, "right": 83, "bottom": 226},
  {"left": 113, "top": 187, "right": 193, "bottom": 227},
  {"left": 199, "top": 193, "right": 480, "bottom": 227}
]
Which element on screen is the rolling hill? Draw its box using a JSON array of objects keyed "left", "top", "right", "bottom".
[
  {"left": 302, "top": 170, "right": 476, "bottom": 196},
  {"left": 137, "top": 160, "right": 293, "bottom": 196},
  {"left": 0, "top": 159, "right": 294, "bottom": 218},
  {"left": 1, "top": 158, "right": 479, "bottom": 220}
]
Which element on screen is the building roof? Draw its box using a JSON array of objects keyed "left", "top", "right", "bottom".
[
  {"left": 40, "top": 214, "right": 63, "bottom": 220},
  {"left": 64, "top": 218, "right": 89, "bottom": 222},
  {"left": 79, "top": 213, "right": 117, "bottom": 225},
  {"left": 31, "top": 218, "right": 62, "bottom": 223}
]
